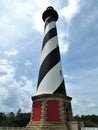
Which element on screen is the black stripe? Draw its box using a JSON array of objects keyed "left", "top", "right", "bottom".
[
  {"left": 53, "top": 80, "right": 66, "bottom": 95},
  {"left": 37, "top": 47, "right": 60, "bottom": 87},
  {"left": 44, "top": 17, "right": 55, "bottom": 29},
  {"left": 42, "top": 27, "right": 57, "bottom": 50}
]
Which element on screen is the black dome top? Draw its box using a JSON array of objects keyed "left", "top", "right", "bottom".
[{"left": 42, "top": 6, "right": 58, "bottom": 22}]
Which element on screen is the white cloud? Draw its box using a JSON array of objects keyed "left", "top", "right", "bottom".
[
  {"left": 0, "top": 60, "right": 15, "bottom": 75},
  {"left": 72, "top": 97, "right": 98, "bottom": 115},
  {"left": 0, "top": 0, "right": 36, "bottom": 49},
  {"left": 57, "top": 0, "right": 81, "bottom": 55},
  {"left": 32, "top": 11, "right": 44, "bottom": 33},
  {"left": 32, "top": 0, "right": 50, "bottom": 33},
  {"left": 58, "top": 33, "right": 70, "bottom": 54},
  {"left": 35, "top": 0, "right": 50, "bottom": 10},
  {"left": 0, "top": 59, "right": 35, "bottom": 112},
  {"left": 64, "top": 74, "right": 72, "bottom": 80},
  {"left": 60, "top": 41, "right": 69, "bottom": 54},
  {"left": 24, "top": 60, "right": 32, "bottom": 66},
  {"left": 60, "top": 0, "right": 80, "bottom": 23},
  {"left": 14, "top": 1, "right": 34, "bottom": 16},
  {"left": 4, "top": 49, "right": 18, "bottom": 56},
  {"left": 65, "top": 67, "right": 98, "bottom": 115},
  {"left": 0, "top": 0, "right": 80, "bottom": 55}
]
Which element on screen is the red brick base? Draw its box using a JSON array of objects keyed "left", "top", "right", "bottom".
[{"left": 26, "top": 94, "right": 73, "bottom": 130}]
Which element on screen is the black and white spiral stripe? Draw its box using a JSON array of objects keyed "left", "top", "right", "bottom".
[{"left": 36, "top": 16, "right": 66, "bottom": 95}]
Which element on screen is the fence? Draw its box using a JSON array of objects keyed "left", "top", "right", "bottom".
[
  {"left": 0, "top": 127, "right": 98, "bottom": 130},
  {"left": 81, "top": 127, "right": 98, "bottom": 130},
  {"left": 0, "top": 127, "right": 25, "bottom": 130}
]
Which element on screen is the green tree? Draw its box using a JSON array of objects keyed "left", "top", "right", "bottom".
[
  {"left": 6, "top": 112, "right": 15, "bottom": 126},
  {"left": 0, "top": 112, "right": 7, "bottom": 126},
  {"left": 74, "top": 115, "right": 98, "bottom": 127},
  {"left": 15, "top": 112, "right": 30, "bottom": 127}
]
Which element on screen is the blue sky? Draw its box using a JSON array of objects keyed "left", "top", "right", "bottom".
[{"left": 0, "top": 0, "right": 98, "bottom": 115}]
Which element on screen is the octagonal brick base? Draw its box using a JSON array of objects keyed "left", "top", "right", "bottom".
[{"left": 26, "top": 94, "right": 73, "bottom": 130}]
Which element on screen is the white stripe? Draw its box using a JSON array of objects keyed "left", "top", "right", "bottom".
[
  {"left": 44, "top": 21, "right": 55, "bottom": 35},
  {"left": 40, "top": 36, "right": 58, "bottom": 65},
  {"left": 36, "top": 62, "right": 64, "bottom": 95}
]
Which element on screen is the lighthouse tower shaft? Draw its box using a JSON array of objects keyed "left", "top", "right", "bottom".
[
  {"left": 37, "top": 6, "right": 66, "bottom": 96},
  {"left": 26, "top": 7, "right": 74, "bottom": 130}
]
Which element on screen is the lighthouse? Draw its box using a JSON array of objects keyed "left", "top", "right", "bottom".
[
  {"left": 37, "top": 6, "right": 66, "bottom": 96},
  {"left": 26, "top": 7, "right": 74, "bottom": 130}
]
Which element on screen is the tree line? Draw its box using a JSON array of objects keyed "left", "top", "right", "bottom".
[
  {"left": 0, "top": 109, "right": 30, "bottom": 127},
  {"left": 74, "top": 115, "right": 98, "bottom": 127},
  {"left": 0, "top": 109, "right": 98, "bottom": 127}
]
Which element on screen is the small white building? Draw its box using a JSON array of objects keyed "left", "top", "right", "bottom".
[{"left": 81, "top": 127, "right": 98, "bottom": 130}]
